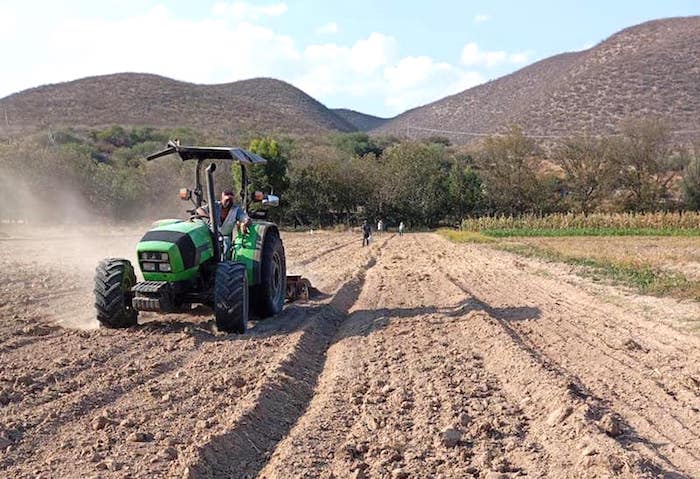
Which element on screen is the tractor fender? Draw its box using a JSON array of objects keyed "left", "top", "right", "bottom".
[{"left": 251, "top": 221, "right": 280, "bottom": 285}]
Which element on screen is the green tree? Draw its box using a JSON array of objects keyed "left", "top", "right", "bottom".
[
  {"left": 246, "top": 138, "right": 290, "bottom": 195},
  {"left": 285, "top": 164, "right": 330, "bottom": 226},
  {"left": 477, "top": 126, "right": 547, "bottom": 215},
  {"left": 681, "top": 141, "right": 700, "bottom": 210},
  {"left": 94, "top": 125, "right": 132, "bottom": 148},
  {"left": 553, "top": 134, "right": 615, "bottom": 215},
  {"left": 377, "top": 142, "right": 451, "bottom": 227},
  {"left": 228, "top": 138, "right": 291, "bottom": 221},
  {"left": 333, "top": 132, "right": 383, "bottom": 157},
  {"left": 609, "top": 117, "right": 683, "bottom": 212},
  {"left": 423, "top": 135, "right": 451, "bottom": 146},
  {"left": 447, "top": 163, "right": 483, "bottom": 222}
]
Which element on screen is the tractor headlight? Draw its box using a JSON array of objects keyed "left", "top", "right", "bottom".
[
  {"left": 140, "top": 252, "right": 169, "bottom": 262},
  {"left": 141, "top": 251, "right": 170, "bottom": 272}
]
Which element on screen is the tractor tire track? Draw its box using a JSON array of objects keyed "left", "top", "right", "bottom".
[{"left": 182, "top": 234, "right": 391, "bottom": 478}]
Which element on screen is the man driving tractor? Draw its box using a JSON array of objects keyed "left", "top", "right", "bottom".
[{"left": 196, "top": 189, "right": 252, "bottom": 259}]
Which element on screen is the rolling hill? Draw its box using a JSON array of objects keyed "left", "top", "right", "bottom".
[
  {"left": 0, "top": 74, "right": 357, "bottom": 136},
  {"left": 331, "top": 109, "right": 389, "bottom": 132},
  {"left": 374, "top": 16, "right": 700, "bottom": 143},
  {"left": 1, "top": 16, "right": 697, "bottom": 143}
]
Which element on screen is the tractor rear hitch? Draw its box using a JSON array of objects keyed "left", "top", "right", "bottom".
[{"left": 286, "top": 275, "right": 311, "bottom": 301}]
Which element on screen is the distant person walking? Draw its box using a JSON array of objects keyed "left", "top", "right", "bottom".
[
  {"left": 377, "top": 219, "right": 384, "bottom": 236},
  {"left": 398, "top": 221, "right": 405, "bottom": 237},
  {"left": 362, "top": 220, "right": 372, "bottom": 247}
]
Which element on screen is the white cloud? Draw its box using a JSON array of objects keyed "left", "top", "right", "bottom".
[
  {"left": 508, "top": 52, "right": 531, "bottom": 64},
  {"left": 296, "top": 32, "right": 398, "bottom": 98},
  {"left": 460, "top": 42, "right": 530, "bottom": 67},
  {"left": 0, "top": 7, "right": 17, "bottom": 39},
  {"left": 385, "top": 56, "right": 453, "bottom": 90},
  {"left": 1, "top": 4, "right": 519, "bottom": 116},
  {"left": 30, "top": 5, "right": 300, "bottom": 89},
  {"left": 473, "top": 14, "right": 490, "bottom": 24},
  {"left": 296, "top": 35, "right": 485, "bottom": 113},
  {"left": 212, "top": 2, "right": 288, "bottom": 19},
  {"left": 315, "top": 22, "right": 338, "bottom": 34},
  {"left": 384, "top": 56, "right": 484, "bottom": 112},
  {"left": 350, "top": 33, "right": 398, "bottom": 73},
  {"left": 461, "top": 42, "right": 504, "bottom": 67}
]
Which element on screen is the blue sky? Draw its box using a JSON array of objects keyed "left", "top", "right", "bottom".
[{"left": 1, "top": 0, "right": 698, "bottom": 116}]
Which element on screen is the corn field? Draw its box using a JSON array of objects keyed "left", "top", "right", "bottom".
[{"left": 461, "top": 212, "right": 700, "bottom": 232}]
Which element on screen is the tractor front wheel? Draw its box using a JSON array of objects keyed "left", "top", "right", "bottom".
[
  {"left": 94, "top": 258, "right": 138, "bottom": 328},
  {"left": 214, "top": 261, "right": 248, "bottom": 334}
]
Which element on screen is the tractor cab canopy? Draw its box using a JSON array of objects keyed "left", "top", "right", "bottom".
[
  {"left": 147, "top": 140, "right": 267, "bottom": 164},
  {"left": 146, "top": 140, "right": 271, "bottom": 214}
]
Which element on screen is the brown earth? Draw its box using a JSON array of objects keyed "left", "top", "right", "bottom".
[{"left": 0, "top": 229, "right": 699, "bottom": 478}]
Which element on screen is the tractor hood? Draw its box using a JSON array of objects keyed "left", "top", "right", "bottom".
[{"left": 136, "top": 220, "right": 214, "bottom": 281}]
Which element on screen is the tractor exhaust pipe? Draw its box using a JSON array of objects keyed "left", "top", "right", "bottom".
[{"left": 205, "top": 163, "right": 221, "bottom": 258}]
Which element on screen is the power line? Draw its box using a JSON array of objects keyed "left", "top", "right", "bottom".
[{"left": 406, "top": 124, "right": 700, "bottom": 139}]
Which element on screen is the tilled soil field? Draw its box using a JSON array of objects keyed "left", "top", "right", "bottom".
[{"left": 0, "top": 229, "right": 699, "bottom": 478}]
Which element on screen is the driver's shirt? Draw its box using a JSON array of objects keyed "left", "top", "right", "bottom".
[{"left": 201, "top": 201, "right": 249, "bottom": 236}]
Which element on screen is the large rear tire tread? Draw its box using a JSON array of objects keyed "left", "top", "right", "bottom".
[
  {"left": 215, "top": 261, "right": 248, "bottom": 334},
  {"left": 252, "top": 232, "right": 286, "bottom": 319},
  {"left": 94, "top": 258, "right": 138, "bottom": 329}
]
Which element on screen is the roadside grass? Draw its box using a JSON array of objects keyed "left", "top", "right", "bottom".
[
  {"left": 482, "top": 227, "right": 700, "bottom": 237},
  {"left": 439, "top": 225, "right": 700, "bottom": 301},
  {"left": 436, "top": 229, "right": 495, "bottom": 244},
  {"left": 496, "top": 242, "right": 700, "bottom": 301}
]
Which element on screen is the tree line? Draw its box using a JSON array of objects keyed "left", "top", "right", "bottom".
[
  {"left": 0, "top": 118, "right": 698, "bottom": 226},
  {"left": 248, "top": 118, "right": 700, "bottom": 228}
]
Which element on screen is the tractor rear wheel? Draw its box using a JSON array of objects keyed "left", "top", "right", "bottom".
[
  {"left": 94, "top": 258, "right": 138, "bottom": 328},
  {"left": 214, "top": 261, "right": 248, "bottom": 334},
  {"left": 252, "top": 233, "right": 286, "bottom": 318}
]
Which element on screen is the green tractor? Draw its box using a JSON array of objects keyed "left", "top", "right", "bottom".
[{"left": 94, "top": 140, "right": 307, "bottom": 333}]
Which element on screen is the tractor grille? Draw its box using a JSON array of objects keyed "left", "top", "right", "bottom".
[
  {"left": 132, "top": 281, "right": 172, "bottom": 312},
  {"left": 133, "top": 296, "right": 162, "bottom": 312},
  {"left": 132, "top": 281, "right": 169, "bottom": 294}
]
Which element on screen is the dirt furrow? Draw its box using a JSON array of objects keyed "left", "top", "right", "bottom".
[
  {"left": 294, "top": 238, "right": 357, "bottom": 267},
  {"left": 0, "top": 231, "right": 366, "bottom": 477},
  {"left": 182, "top": 235, "right": 391, "bottom": 478},
  {"left": 1, "top": 230, "right": 699, "bottom": 478},
  {"left": 259, "top": 234, "right": 548, "bottom": 478},
  {"left": 435, "top": 236, "right": 700, "bottom": 477}
]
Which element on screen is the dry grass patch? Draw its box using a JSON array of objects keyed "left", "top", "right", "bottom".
[
  {"left": 498, "top": 237, "right": 700, "bottom": 301},
  {"left": 437, "top": 229, "right": 494, "bottom": 244},
  {"left": 509, "top": 236, "right": 700, "bottom": 281}
]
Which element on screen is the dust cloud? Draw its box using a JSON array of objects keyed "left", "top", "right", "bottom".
[{"left": 0, "top": 167, "right": 152, "bottom": 329}]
